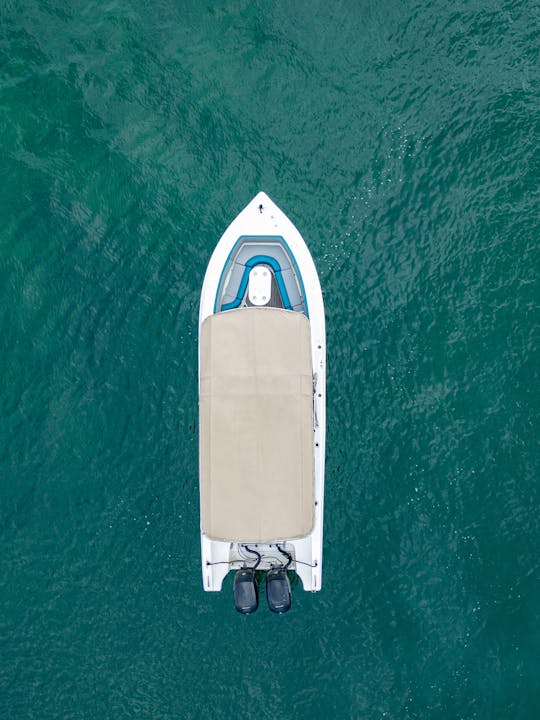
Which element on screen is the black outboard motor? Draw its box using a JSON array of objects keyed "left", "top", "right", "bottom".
[
  {"left": 266, "top": 568, "right": 291, "bottom": 614},
  {"left": 233, "top": 568, "right": 258, "bottom": 614}
]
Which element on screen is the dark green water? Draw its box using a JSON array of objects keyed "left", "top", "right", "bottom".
[{"left": 1, "top": 1, "right": 539, "bottom": 718}]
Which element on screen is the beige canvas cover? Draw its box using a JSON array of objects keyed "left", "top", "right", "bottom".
[{"left": 199, "top": 307, "right": 314, "bottom": 542}]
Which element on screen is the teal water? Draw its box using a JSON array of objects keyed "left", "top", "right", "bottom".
[{"left": 1, "top": 1, "right": 539, "bottom": 718}]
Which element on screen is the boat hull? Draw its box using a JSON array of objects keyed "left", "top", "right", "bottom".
[{"left": 198, "top": 192, "right": 325, "bottom": 592}]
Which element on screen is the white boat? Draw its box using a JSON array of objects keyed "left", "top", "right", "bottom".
[{"left": 198, "top": 191, "right": 325, "bottom": 613}]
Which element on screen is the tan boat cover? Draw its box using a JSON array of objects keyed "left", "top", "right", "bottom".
[{"left": 199, "top": 307, "right": 314, "bottom": 542}]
